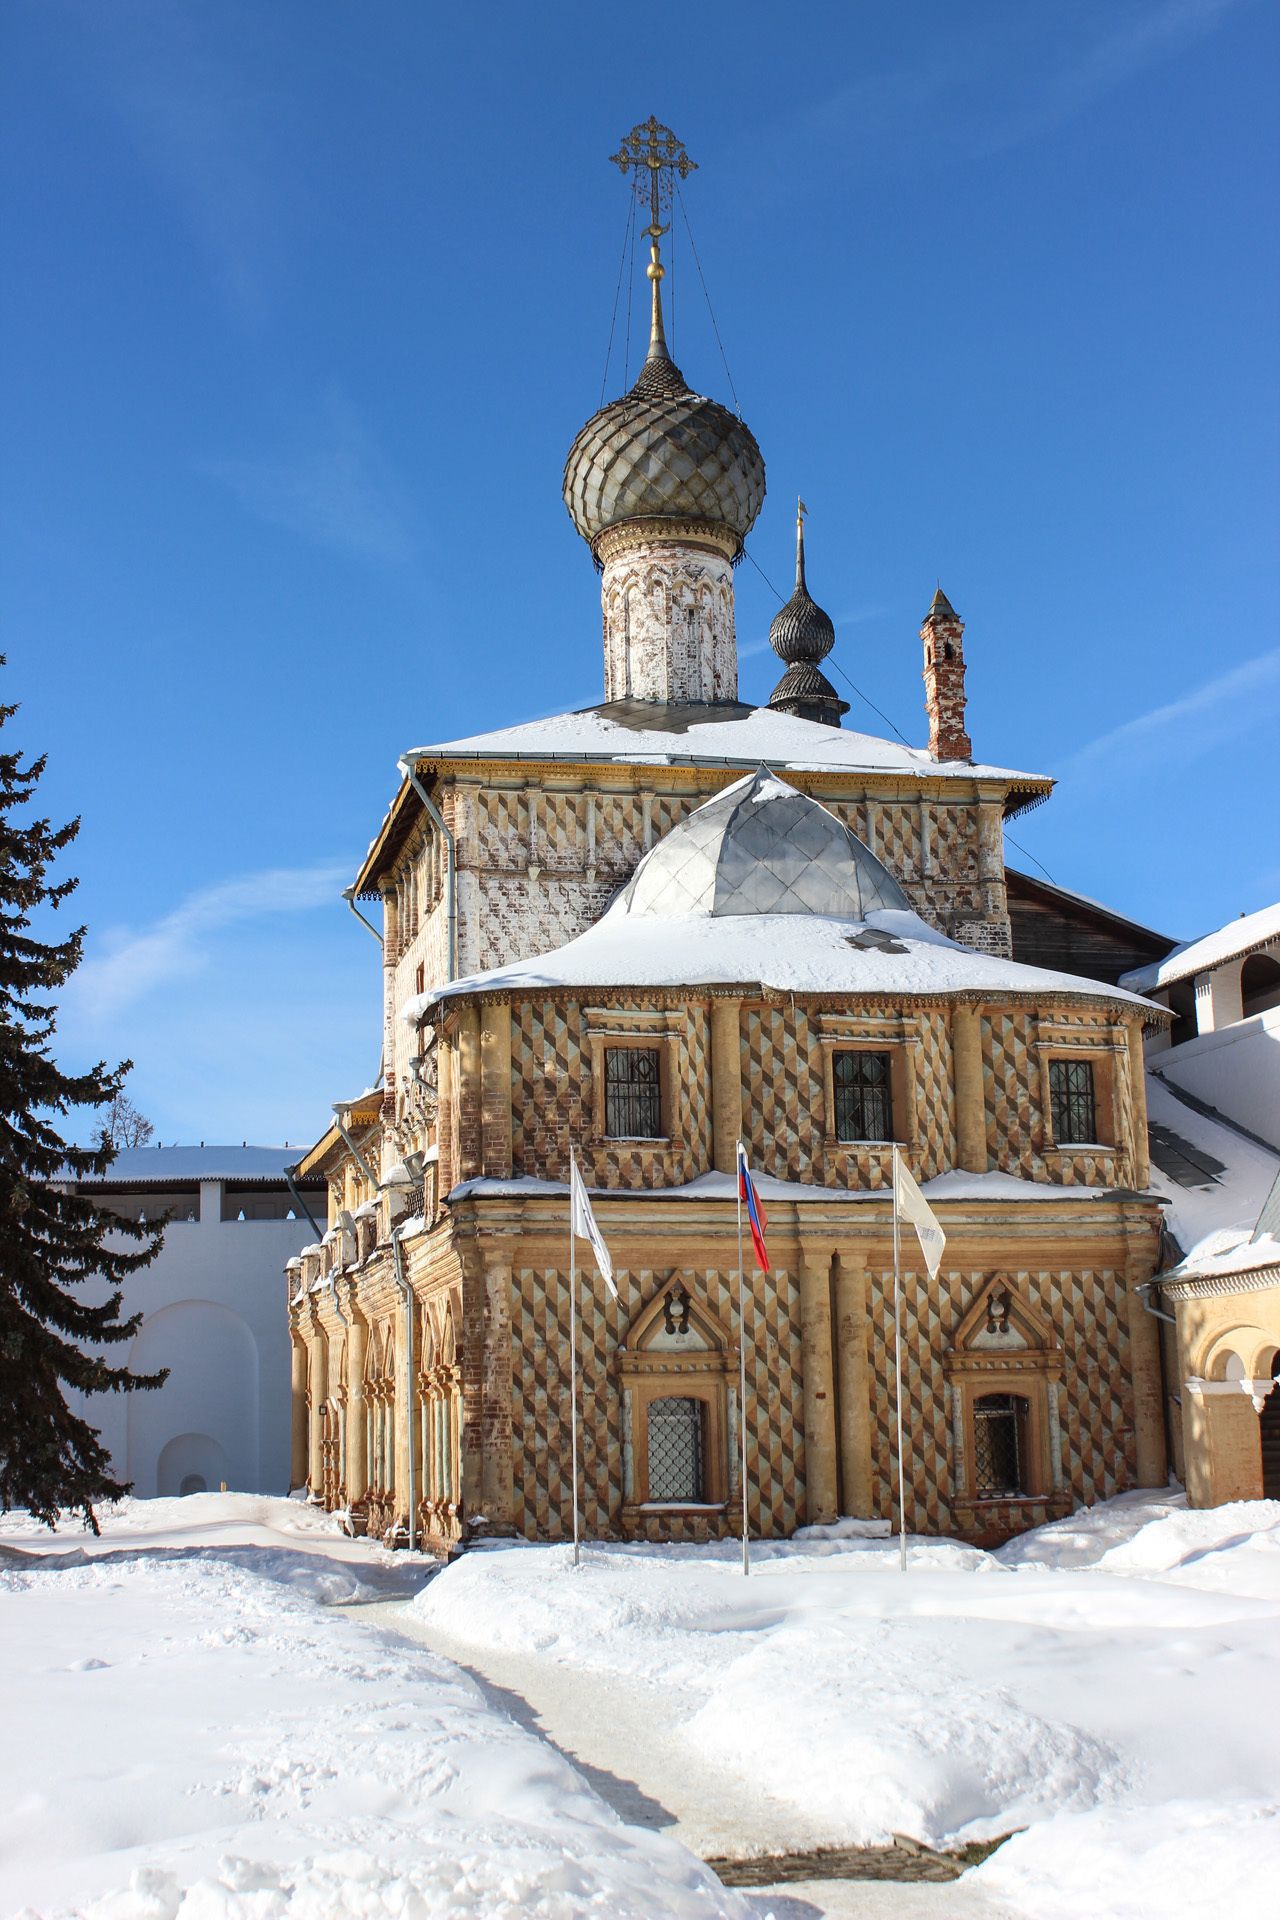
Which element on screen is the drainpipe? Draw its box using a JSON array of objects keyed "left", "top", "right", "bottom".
[
  {"left": 398, "top": 756, "right": 456, "bottom": 982},
  {"left": 1135, "top": 1276, "right": 1178, "bottom": 1486},
  {"left": 390, "top": 1223, "right": 417, "bottom": 1553},
  {"left": 284, "top": 1162, "right": 323, "bottom": 1242},
  {"left": 342, "top": 886, "right": 384, "bottom": 948},
  {"left": 329, "top": 1218, "right": 353, "bottom": 1509}
]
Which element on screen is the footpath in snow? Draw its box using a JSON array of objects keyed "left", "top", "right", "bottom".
[
  {"left": 0, "top": 1495, "right": 747, "bottom": 1920},
  {"left": 410, "top": 1492, "right": 1280, "bottom": 1920},
  {"left": 4, "top": 1491, "right": 1280, "bottom": 1919}
]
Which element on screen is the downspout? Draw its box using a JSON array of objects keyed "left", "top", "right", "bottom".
[
  {"left": 284, "top": 1162, "right": 323, "bottom": 1242},
  {"left": 342, "top": 885, "right": 384, "bottom": 948},
  {"left": 398, "top": 756, "right": 456, "bottom": 982},
  {"left": 390, "top": 1224, "right": 417, "bottom": 1552},
  {"left": 328, "top": 1224, "right": 352, "bottom": 1510},
  {"left": 1135, "top": 1275, "right": 1178, "bottom": 1486}
]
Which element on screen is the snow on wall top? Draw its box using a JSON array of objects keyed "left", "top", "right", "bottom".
[
  {"left": 77, "top": 1146, "right": 317, "bottom": 1186},
  {"left": 405, "top": 701, "right": 1051, "bottom": 785},
  {"left": 406, "top": 902, "right": 1158, "bottom": 1020},
  {"left": 1121, "top": 901, "right": 1280, "bottom": 994}
]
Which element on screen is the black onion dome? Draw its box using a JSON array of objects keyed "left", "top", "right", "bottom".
[
  {"left": 769, "top": 520, "right": 835, "bottom": 664},
  {"left": 563, "top": 297, "right": 765, "bottom": 550}
]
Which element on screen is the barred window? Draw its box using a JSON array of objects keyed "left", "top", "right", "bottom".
[
  {"left": 647, "top": 1396, "right": 704, "bottom": 1502},
  {"left": 604, "top": 1046, "right": 662, "bottom": 1138},
  {"left": 832, "top": 1050, "right": 893, "bottom": 1142},
  {"left": 973, "top": 1392, "right": 1028, "bottom": 1498},
  {"left": 1049, "top": 1058, "right": 1097, "bottom": 1145}
]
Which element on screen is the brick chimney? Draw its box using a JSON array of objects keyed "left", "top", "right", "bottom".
[{"left": 920, "top": 588, "right": 971, "bottom": 762}]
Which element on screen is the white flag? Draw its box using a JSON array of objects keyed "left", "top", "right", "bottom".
[
  {"left": 570, "top": 1157, "right": 617, "bottom": 1298},
  {"left": 893, "top": 1151, "right": 946, "bottom": 1281}
]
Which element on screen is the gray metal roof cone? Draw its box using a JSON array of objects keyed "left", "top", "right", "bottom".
[{"left": 621, "top": 766, "right": 909, "bottom": 919}]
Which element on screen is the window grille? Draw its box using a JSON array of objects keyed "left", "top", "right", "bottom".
[
  {"left": 973, "top": 1392, "right": 1027, "bottom": 1497},
  {"left": 833, "top": 1050, "right": 893, "bottom": 1142},
  {"left": 605, "top": 1046, "right": 662, "bottom": 1138},
  {"left": 647, "top": 1396, "right": 704, "bottom": 1502},
  {"left": 1049, "top": 1058, "right": 1097, "bottom": 1145}
]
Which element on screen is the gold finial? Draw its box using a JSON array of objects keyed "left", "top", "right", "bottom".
[
  {"left": 610, "top": 118, "right": 696, "bottom": 357},
  {"left": 796, "top": 498, "right": 808, "bottom": 590}
]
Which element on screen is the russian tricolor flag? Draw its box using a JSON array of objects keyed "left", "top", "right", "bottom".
[{"left": 737, "top": 1143, "right": 770, "bottom": 1274}]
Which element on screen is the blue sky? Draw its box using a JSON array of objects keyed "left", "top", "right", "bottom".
[{"left": 2, "top": 0, "right": 1276, "bottom": 1148}]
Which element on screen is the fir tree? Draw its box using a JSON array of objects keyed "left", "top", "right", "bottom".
[{"left": 0, "top": 670, "right": 165, "bottom": 1532}]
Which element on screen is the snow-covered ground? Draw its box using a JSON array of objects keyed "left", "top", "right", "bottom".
[
  {"left": 0, "top": 1495, "right": 747, "bottom": 1920},
  {"left": 6, "top": 1492, "right": 1280, "bottom": 1920},
  {"left": 413, "top": 1492, "right": 1280, "bottom": 1920}
]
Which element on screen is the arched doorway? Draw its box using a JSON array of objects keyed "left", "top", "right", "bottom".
[{"left": 1260, "top": 1354, "right": 1280, "bottom": 1500}]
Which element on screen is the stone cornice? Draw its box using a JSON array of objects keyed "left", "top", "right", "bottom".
[{"left": 594, "top": 517, "right": 740, "bottom": 566}]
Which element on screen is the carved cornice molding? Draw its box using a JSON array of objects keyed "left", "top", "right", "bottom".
[{"left": 595, "top": 517, "right": 740, "bottom": 567}]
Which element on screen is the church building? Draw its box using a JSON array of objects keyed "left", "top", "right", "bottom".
[{"left": 289, "top": 121, "right": 1170, "bottom": 1553}]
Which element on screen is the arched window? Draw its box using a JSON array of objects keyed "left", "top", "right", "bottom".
[
  {"left": 648, "top": 1396, "right": 704, "bottom": 1503},
  {"left": 973, "top": 1392, "right": 1029, "bottom": 1497}
]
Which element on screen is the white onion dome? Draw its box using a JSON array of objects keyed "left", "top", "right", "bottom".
[
  {"left": 562, "top": 278, "right": 765, "bottom": 555},
  {"left": 621, "top": 766, "right": 908, "bottom": 919}
]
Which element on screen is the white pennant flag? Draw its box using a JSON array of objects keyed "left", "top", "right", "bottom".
[
  {"left": 570, "top": 1157, "right": 617, "bottom": 1298},
  {"left": 894, "top": 1151, "right": 946, "bottom": 1281}
]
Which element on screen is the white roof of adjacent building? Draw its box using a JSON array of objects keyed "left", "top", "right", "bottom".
[
  {"left": 409, "top": 772, "right": 1153, "bottom": 1018},
  {"left": 78, "top": 1147, "right": 315, "bottom": 1186},
  {"left": 1121, "top": 902, "right": 1280, "bottom": 995},
  {"left": 405, "top": 702, "right": 1051, "bottom": 787},
  {"left": 1145, "top": 1073, "right": 1280, "bottom": 1265}
]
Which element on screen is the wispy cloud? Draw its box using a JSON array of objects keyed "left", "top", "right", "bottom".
[
  {"left": 203, "top": 392, "right": 420, "bottom": 565},
  {"left": 66, "top": 862, "right": 353, "bottom": 1018},
  {"left": 65, "top": 0, "right": 292, "bottom": 318},
  {"left": 1057, "top": 648, "right": 1280, "bottom": 785},
  {"left": 736, "top": 0, "right": 1241, "bottom": 194}
]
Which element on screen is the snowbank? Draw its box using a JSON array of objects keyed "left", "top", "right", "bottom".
[
  {"left": 412, "top": 1494, "right": 1280, "bottom": 1918},
  {"left": 0, "top": 1496, "right": 747, "bottom": 1920}
]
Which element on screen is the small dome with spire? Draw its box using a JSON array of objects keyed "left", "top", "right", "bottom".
[
  {"left": 766, "top": 506, "right": 849, "bottom": 728},
  {"left": 562, "top": 259, "right": 765, "bottom": 554}
]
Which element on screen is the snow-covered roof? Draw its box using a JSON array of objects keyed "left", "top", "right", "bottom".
[
  {"left": 1145, "top": 1073, "right": 1280, "bottom": 1263},
  {"left": 410, "top": 907, "right": 1156, "bottom": 1019},
  {"left": 78, "top": 1146, "right": 322, "bottom": 1187},
  {"left": 1121, "top": 902, "right": 1280, "bottom": 994},
  {"left": 448, "top": 1168, "right": 1124, "bottom": 1206},
  {"left": 408, "top": 770, "right": 1154, "bottom": 1018},
  {"left": 622, "top": 768, "right": 908, "bottom": 918},
  {"left": 405, "top": 701, "right": 1051, "bottom": 788}
]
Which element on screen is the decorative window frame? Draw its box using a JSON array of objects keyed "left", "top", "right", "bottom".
[
  {"left": 944, "top": 1276, "right": 1070, "bottom": 1531},
  {"left": 616, "top": 1277, "right": 738, "bottom": 1535},
  {"left": 583, "top": 1007, "right": 684, "bottom": 1147},
  {"left": 1034, "top": 1019, "right": 1124, "bottom": 1153},
  {"left": 816, "top": 1012, "right": 920, "bottom": 1152}
]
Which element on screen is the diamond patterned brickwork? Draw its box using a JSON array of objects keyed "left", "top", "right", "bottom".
[
  {"left": 509, "top": 1263, "right": 804, "bottom": 1541},
  {"left": 916, "top": 1009, "right": 956, "bottom": 1178},
  {"left": 744, "top": 1006, "right": 823, "bottom": 1181},
  {"left": 511, "top": 999, "right": 711, "bottom": 1188},
  {"left": 867, "top": 1265, "right": 1137, "bottom": 1533},
  {"left": 476, "top": 789, "right": 529, "bottom": 871},
  {"left": 536, "top": 793, "right": 587, "bottom": 874},
  {"left": 983, "top": 1011, "right": 1038, "bottom": 1176},
  {"left": 874, "top": 804, "right": 923, "bottom": 883}
]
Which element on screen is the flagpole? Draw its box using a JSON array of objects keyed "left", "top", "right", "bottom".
[
  {"left": 736, "top": 1139, "right": 749, "bottom": 1578},
  {"left": 569, "top": 1147, "right": 580, "bottom": 1569},
  {"left": 893, "top": 1146, "right": 907, "bottom": 1573}
]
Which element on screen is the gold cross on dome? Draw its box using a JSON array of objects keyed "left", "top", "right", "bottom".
[{"left": 609, "top": 117, "right": 697, "bottom": 242}]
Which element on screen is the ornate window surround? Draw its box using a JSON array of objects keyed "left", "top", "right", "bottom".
[
  {"left": 615, "top": 1276, "right": 738, "bottom": 1536},
  {"left": 583, "top": 1006, "right": 684, "bottom": 1147},
  {"left": 944, "top": 1276, "right": 1069, "bottom": 1532},
  {"left": 1034, "top": 1018, "right": 1124, "bottom": 1154},
  {"left": 816, "top": 1011, "right": 920, "bottom": 1152}
]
